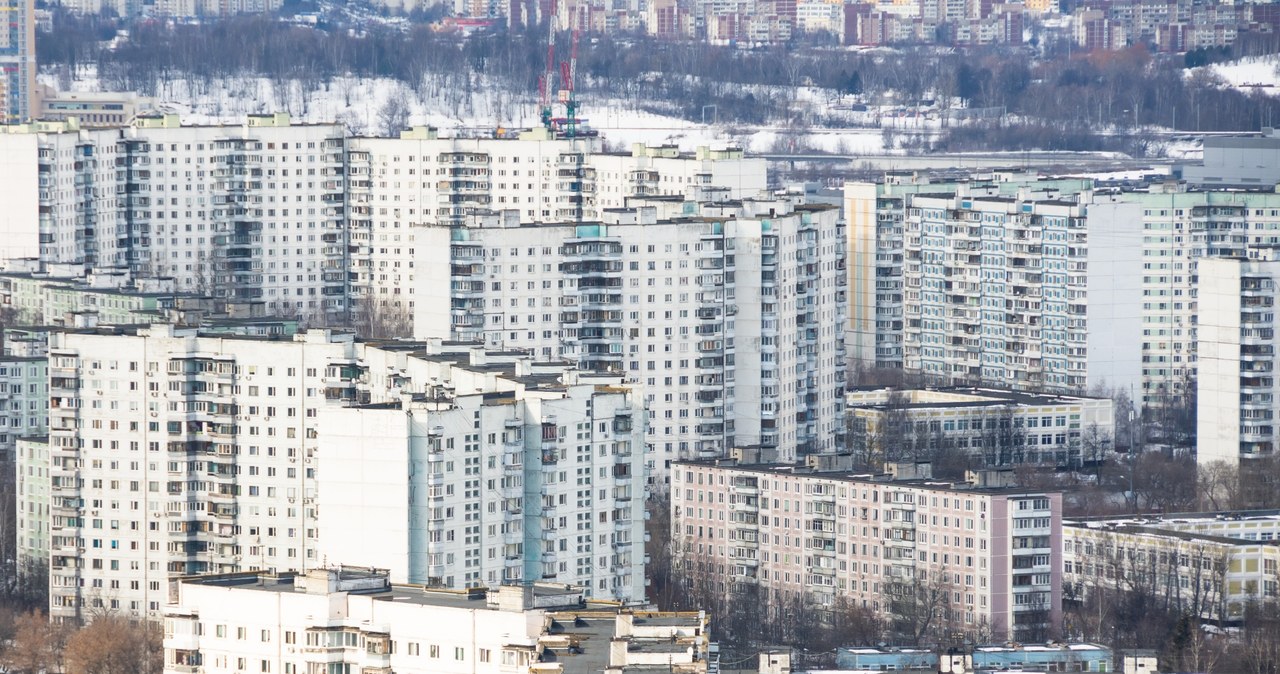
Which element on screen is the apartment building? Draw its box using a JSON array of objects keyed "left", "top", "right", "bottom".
[
  {"left": 40, "top": 326, "right": 362, "bottom": 622},
  {"left": 162, "top": 568, "right": 711, "bottom": 674},
  {"left": 0, "top": 116, "right": 765, "bottom": 325},
  {"left": 417, "top": 197, "right": 847, "bottom": 481},
  {"left": 843, "top": 175, "right": 1096, "bottom": 374},
  {"left": 24, "top": 324, "right": 651, "bottom": 621},
  {"left": 316, "top": 344, "right": 647, "bottom": 602},
  {"left": 846, "top": 386, "right": 1115, "bottom": 469},
  {"left": 0, "top": 327, "right": 48, "bottom": 460},
  {"left": 846, "top": 178, "right": 1280, "bottom": 407},
  {"left": 1093, "top": 189, "right": 1280, "bottom": 408},
  {"left": 16, "top": 435, "right": 50, "bottom": 568},
  {"left": 671, "top": 459, "right": 1063, "bottom": 641},
  {"left": 1064, "top": 511, "right": 1280, "bottom": 622},
  {"left": 0, "top": 113, "right": 351, "bottom": 322},
  {"left": 1198, "top": 253, "right": 1280, "bottom": 468},
  {"left": 898, "top": 186, "right": 1141, "bottom": 394},
  {"left": 0, "top": 0, "right": 36, "bottom": 124}
]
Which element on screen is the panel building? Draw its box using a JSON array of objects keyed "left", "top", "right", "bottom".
[
  {"left": 316, "top": 344, "right": 648, "bottom": 602},
  {"left": 162, "top": 568, "right": 711, "bottom": 674},
  {"left": 1064, "top": 511, "right": 1280, "bottom": 622},
  {"left": 0, "top": 116, "right": 766, "bottom": 328},
  {"left": 24, "top": 325, "right": 649, "bottom": 622},
  {"left": 671, "top": 459, "right": 1063, "bottom": 641},
  {"left": 0, "top": 0, "right": 35, "bottom": 124},
  {"left": 844, "top": 177, "right": 1142, "bottom": 396},
  {"left": 416, "top": 197, "right": 847, "bottom": 482},
  {"left": 1198, "top": 253, "right": 1280, "bottom": 469}
]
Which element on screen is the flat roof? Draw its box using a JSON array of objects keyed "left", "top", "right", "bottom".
[{"left": 673, "top": 460, "right": 1056, "bottom": 495}]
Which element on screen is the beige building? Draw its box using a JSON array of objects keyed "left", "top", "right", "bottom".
[{"left": 1064, "top": 511, "right": 1280, "bottom": 621}]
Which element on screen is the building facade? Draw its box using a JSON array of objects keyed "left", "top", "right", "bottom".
[
  {"left": 417, "top": 197, "right": 846, "bottom": 482},
  {"left": 1198, "top": 254, "right": 1280, "bottom": 468},
  {"left": 316, "top": 346, "right": 648, "bottom": 602},
  {"left": 1064, "top": 512, "right": 1280, "bottom": 622},
  {"left": 163, "top": 568, "right": 712, "bottom": 674},
  {"left": 0, "top": 0, "right": 35, "bottom": 124},
  {"left": 671, "top": 459, "right": 1063, "bottom": 641},
  {"left": 23, "top": 325, "right": 651, "bottom": 621},
  {"left": 0, "top": 327, "right": 48, "bottom": 461},
  {"left": 845, "top": 387, "right": 1115, "bottom": 469},
  {"left": 0, "top": 116, "right": 765, "bottom": 328}
]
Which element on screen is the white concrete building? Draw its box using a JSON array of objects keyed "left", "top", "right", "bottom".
[
  {"left": 316, "top": 344, "right": 648, "bottom": 602},
  {"left": 1198, "top": 253, "right": 1280, "bottom": 469},
  {"left": 0, "top": 117, "right": 766, "bottom": 327},
  {"left": 0, "top": 114, "right": 350, "bottom": 322},
  {"left": 25, "top": 325, "right": 651, "bottom": 621},
  {"left": 416, "top": 196, "right": 847, "bottom": 482},
  {"left": 846, "top": 387, "right": 1115, "bottom": 468},
  {"left": 162, "top": 568, "right": 712, "bottom": 674},
  {"left": 41, "top": 326, "right": 359, "bottom": 622},
  {"left": 843, "top": 177, "right": 1145, "bottom": 397}
]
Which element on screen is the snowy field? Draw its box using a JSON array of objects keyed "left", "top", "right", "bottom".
[
  {"left": 1198, "top": 55, "right": 1280, "bottom": 95},
  {"left": 40, "top": 67, "right": 938, "bottom": 154}
]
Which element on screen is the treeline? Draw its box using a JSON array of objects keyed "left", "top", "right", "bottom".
[
  {"left": 0, "top": 611, "right": 162, "bottom": 674},
  {"left": 37, "top": 12, "right": 1280, "bottom": 145}
]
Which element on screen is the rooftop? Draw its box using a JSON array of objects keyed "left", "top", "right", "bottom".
[{"left": 673, "top": 459, "right": 1058, "bottom": 496}]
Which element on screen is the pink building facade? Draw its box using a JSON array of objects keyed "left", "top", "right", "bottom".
[{"left": 671, "top": 460, "right": 1062, "bottom": 641}]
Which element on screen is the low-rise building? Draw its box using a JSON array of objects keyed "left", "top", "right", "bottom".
[
  {"left": 845, "top": 387, "right": 1115, "bottom": 469},
  {"left": 672, "top": 459, "right": 1063, "bottom": 642},
  {"left": 1064, "top": 511, "right": 1280, "bottom": 622},
  {"left": 162, "top": 567, "right": 711, "bottom": 674},
  {"left": 37, "top": 90, "right": 155, "bottom": 128},
  {"left": 838, "top": 643, "right": 1113, "bottom": 672}
]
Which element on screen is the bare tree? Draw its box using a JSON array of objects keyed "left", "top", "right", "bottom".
[
  {"left": 63, "top": 615, "right": 163, "bottom": 674},
  {"left": 2, "top": 610, "right": 73, "bottom": 674}
]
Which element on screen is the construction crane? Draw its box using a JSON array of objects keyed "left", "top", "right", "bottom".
[
  {"left": 538, "top": 0, "right": 558, "bottom": 132},
  {"left": 558, "top": 28, "right": 581, "bottom": 138}
]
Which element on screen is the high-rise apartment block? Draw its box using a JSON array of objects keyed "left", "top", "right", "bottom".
[
  {"left": 845, "top": 177, "right": 1142, "bottom": 396},
  {"left": 846, "top": 177, "right": 1280, "bottom": 407},
  {"left": 24, "top": 325, "right": 647, "bottom": 622},
  {"left": 0, "top": 0, "right": 35, "bottom": 124},
  {"left": 0, "top": 116, "right": 765, "bottom": 326},
  {"left": 1198, "top": 253, "right": 1280, "bottom": 469},
  {"left": 671, "top": 459, "right": 1063, "bottom": 641},
  {"left": 316, "top": 344, "right": 648, "bottom": 601},
  {"left": 41, "top": 326, "right": 358, "bottom": 622},
  {"left": 418, "top": 197, "right": 847, "bottom": 480}
]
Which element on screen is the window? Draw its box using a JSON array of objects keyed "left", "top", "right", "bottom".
[
  {"left": 456, "top": 648, "right": 466, "bottom": 661},
  {"left": 480, "top": 649, "right": 491, "bottom": 663},
  {"left": 408, "top": 643, "right": 420, "bottom": 656}
]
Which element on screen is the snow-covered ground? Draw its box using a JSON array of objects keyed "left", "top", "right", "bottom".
[
  {"left": 42, "top": 66, "right": 909, "bottom": 153},
  {"left": 1196, "top": 55, "right": 1280, "bottom": 95}
]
